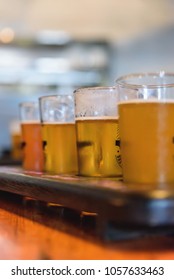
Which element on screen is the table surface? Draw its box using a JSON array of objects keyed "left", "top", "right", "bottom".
[{"left": 0, "top": 191, "right": 174, "bottom": 260}]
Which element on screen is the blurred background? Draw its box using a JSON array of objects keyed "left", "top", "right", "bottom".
[{"left": 0, "top": 0, "right": 174, "bottom": 158}]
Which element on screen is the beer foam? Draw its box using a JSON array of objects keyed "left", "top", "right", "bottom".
[
  {"left": 75, "top": 116, "right": 118, "bottom": 121},
  {"left": 21, "top": 120, "right": 41, "bottom": 124},
  {"left": 118, "top": 99, "right": 174, "bottom": 105},
  {"left": 42, "top": 121, "right": 75, "bottom": 125}
]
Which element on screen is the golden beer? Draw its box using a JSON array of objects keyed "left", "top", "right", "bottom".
[
  {"left": 21, "top": 121, "right": 44, "bottom": 171},
  {"left": 42, "top": 122, "right": 78, "bottom": 174},
  {"left": 118, "top": 101, "right": 174, "bottom": 183},
  {"left": 76, "top": 117, "right": 122, "bottom": 177},
  {"left": 11, "top": 132, "right": 22, "bottom": 160}
]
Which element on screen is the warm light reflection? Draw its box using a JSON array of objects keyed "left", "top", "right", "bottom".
[{"left": 0, "top": 27, "right": 15, "bottom": 43}]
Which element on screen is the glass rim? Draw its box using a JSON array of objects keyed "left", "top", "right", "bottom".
[
  {"left": 115, "top": 72, "right": 174, "bottom": 89},
  {"left": 74, "top": 86, "right": 117, "bottom": 94},
  {"left": 39, "top": 94, "right": 73, "bottom": 101},
  {"left": 19, "top": 101, "right": 38, "bottom": 107}
]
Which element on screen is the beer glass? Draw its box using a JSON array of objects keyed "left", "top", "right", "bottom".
[
  {"left": 74, "top": 87, "right": 122, "bottom": 177},
  {"left": 9, "top": 120, "right": 22, "bottom": 161},
  {"left": 116, "top": 72, "right": 174, "bottom": 184},
  {"left": 19, "top": 102, "right": 44, "bottom": 172},
  {"left": 39, "top": 95, "right": 78, "bottom": 174}
]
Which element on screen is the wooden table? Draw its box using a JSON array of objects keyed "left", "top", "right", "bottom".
[{"left": 0, "top": 191, "right": 174, "bottom": 260}]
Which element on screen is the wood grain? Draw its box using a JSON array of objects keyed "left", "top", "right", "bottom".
[
  {"left": 0, "top": 192, "right": 174, "bottom": 260},
  {"left": 0, "top": 167, "right": 174, "bottom": 228}
]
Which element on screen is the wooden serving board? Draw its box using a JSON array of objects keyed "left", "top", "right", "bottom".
[{"left": 0, "top": 166, "right": 174, "bottom": 240}]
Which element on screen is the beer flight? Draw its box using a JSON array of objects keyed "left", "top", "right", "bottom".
[{"left": 19, "top": 72, "right": 174, "bottom": 185}]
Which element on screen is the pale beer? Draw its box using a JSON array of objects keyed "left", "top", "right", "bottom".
[
  {"left": 21, "top": 121, "right": 44, "bottom": 171},
  {"left": 42, "top": 122, "right": 78, "bottom": 174},
  {"left": 118, "top": 101, "right": 174, "bottom": 183},
  {"left": 76, "top": 117, "right": 122, "bottom": 177}
]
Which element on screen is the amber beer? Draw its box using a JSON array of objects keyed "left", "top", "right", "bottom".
[
  {"left": 42, "top": 122, "right": 78, "bottom": 174},
  {"left": 118, "top": 100, "right": 174, "bottom": 183},
  {"left": 21, "top": 121, "right": 44, "bottom": 171},
  {"left": 9, "top": 120, "right": 22, "bottom": 160},
  {"left": 11, "top": 132, "right": 22, "bottom": 160},
  {"left": 76, "top": 117, "right": 122, "bottom": 177}
]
